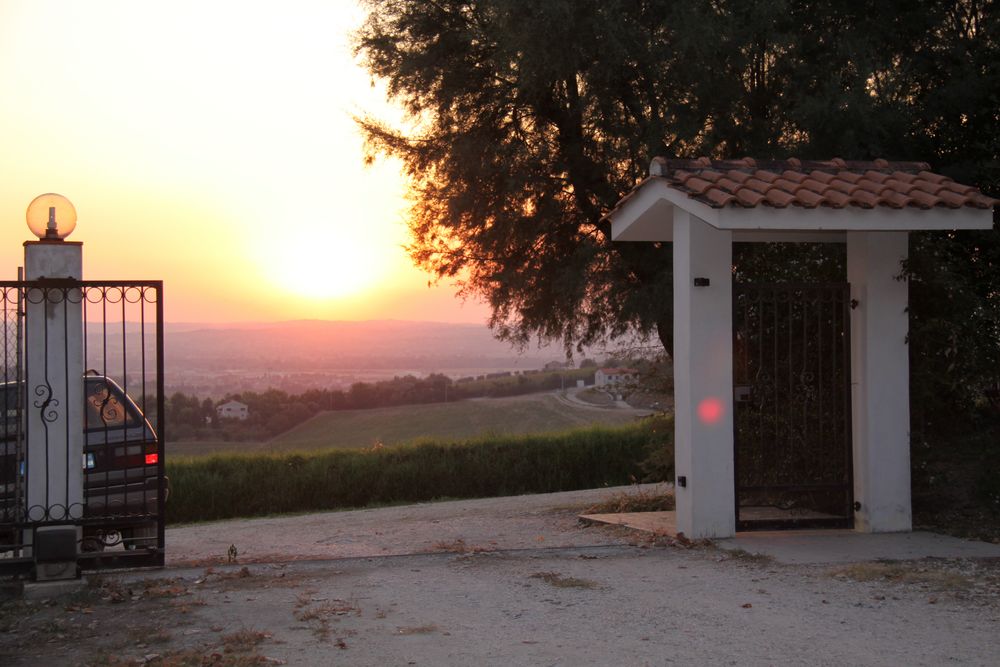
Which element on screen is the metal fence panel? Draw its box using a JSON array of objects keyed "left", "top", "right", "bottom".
[
  {"left": 733, "top": 283, "right": 853, "bottom": 530},
  {"left": 0, "top": 280, "right": 164, "bottom": 574}
]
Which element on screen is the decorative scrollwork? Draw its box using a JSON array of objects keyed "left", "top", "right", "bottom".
[{"left": 33, "top": 383, "right": 60, "bottom": 423}]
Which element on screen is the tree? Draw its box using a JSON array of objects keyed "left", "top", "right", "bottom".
[{"left": 356, "top": 0, "right": 999, "bottom": 402}]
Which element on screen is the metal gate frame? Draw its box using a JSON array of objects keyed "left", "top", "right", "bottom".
[
  {"left": 733, "top": 282, "right": 853, "bottom": 530},
  {"left": 0, "top": 280, "right": 165, "bottom": 575}
]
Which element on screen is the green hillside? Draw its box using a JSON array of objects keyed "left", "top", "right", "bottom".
[{"left": 266, "top": 393, "right": 644, "bottom": 453}]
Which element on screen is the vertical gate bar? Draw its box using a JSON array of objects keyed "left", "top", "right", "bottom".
[
  {"left": 786, "top": 287, "right": 793, "bottom": 490},
  {"left": 21, "top": 285, "right": 29, "bottom": 530},
  {"left": 101, "top": 288, "right": 110, "bottom": 516},
  {"left": 756, "top": 288, "right": 763, "bottom": 493},
  {"left": 42, "top": 286, "right": 51, "bottom": 518},
  {"left": 82, "top": 289, "right": 89, "bottom": 530},
  {"left": 842, "top": 286, "right": 854, "bottom": 517},
  {"left": 817, "top": 287, "right": 823, "bottom": 486},
  {"left": 121, "top": 288, "right": 128, "bottom": 408},
  {"left": 139, "top": 290, "right": 147, "bottom": 422},
  {"left": 63, "top": 287, "right": 71, "bottom": 519},
  {"left": 802, "top": 289, "right": 808, "bottom": 483},
  {"left": 771, "top": 287, "right": 778, "bottom": 491},
  {"left": 121, "top": 287, "right": 134, "bottom": 528},
  {"left": 155, "top": 283, "right": 165, "bottom": 562},
  {"left": 733, "top": 285, "right": 740, "bottom": 526}
]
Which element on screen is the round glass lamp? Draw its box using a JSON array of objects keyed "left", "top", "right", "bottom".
[{"left": 26, "top": 193, "right": 77, "bottom": 241}]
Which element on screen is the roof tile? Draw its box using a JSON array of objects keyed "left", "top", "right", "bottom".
[
  {"left": 855, "top": 179, "right": 889, "bottom": 195},
  {"left": 793, "top": 188, "right": 827, "bottom": 208},
  {"left": 716, "top": 177, "right": 742, "bottom": 193},
  {"left": 821, "top": 190, "right": 852, "bottom": 208},
  {"left": 881, "top": 191, "right": 911, "bottom": 209},
  {"left": 908, "top": 190, "right": 940, "bottom": 208},
  {"left": 735, "top": 189, "right": 766, "bottom": 207},
  {"left": 936, "top": 189, "right": 968, "bottom": 208},
  {"left": 683, "top": 176, "right": 714, "bottom": 194},
  {"left": 851, "top": 190, "right": 880, "bottom": 208},
  {"left": 620, "top": 157, "right": 999, "bottom": 213},
  {"left": 703, "top": 189, "right": 737, "bottom": 207},
  {"left": 782, "top": 170, "right": 808, "bottom": 184},
  {"left": 743, "top": 177, "right": 772, "bottom": 194},
  {"left": 764, "top": 189, "right": 796, "bottom": 207},
  {"left": 917, "top": 170, "right": 950, "bottom": 185},
  {"left": 828, "top": 179, "right": 859, "bottom": 195}
]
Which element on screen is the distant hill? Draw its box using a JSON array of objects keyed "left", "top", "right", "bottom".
[
  {"left": 163, "top": 319, "right": 564, "bottom": 373},
  {"left": 86, "top": 319, "right": 585, "bottom": 395}
]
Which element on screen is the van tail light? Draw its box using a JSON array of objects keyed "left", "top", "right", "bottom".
[{"left": 145, "top": 453, "right": 159, "bottom": 465}]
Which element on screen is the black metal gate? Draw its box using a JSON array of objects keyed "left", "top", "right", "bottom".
[
  {"left": 0, "top": 280, "right": 165, "bottom": 574},
  {"left": 733, "top": 283, "right": 853, "bottom": 530}
]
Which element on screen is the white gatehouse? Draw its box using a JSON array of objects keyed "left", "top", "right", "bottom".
[{"left": 607, "top": 158, "right": 996, "bottom": 538}]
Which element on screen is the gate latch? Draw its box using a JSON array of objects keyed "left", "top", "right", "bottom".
[{"left": 734, "top": 386, "right": 751, "bottom": 403}]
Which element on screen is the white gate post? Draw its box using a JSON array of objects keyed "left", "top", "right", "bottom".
[
  {"left": 847, "top": 231, "right": 912, "bottom": 532},
  {"left": 672, "top": 210, "right": 736, "bottom": 538},
  {"left": 22, "top": 207, "right": 85, "bottom": 560}
]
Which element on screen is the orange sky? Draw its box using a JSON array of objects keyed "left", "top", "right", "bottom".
[{"left": 0, "top": 0, "right": 490, "bottom": 324}]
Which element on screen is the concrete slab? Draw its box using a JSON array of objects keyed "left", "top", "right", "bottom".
[
  {"left": 718, "top": 530, "right": 1000, "bottom": 565},
  {"left": 579, "top": 510, "right": 1000, "bottom": 564},
  {"left": 20, "top": 577, "right": 87, "bottom": 600},
  {"left": 579, "top": 511, "right": 677, "bottom": 535}
]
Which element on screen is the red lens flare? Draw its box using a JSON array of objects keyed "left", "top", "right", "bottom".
[{"left": 697, "top": 397, "right": 724, "bottom": 424}]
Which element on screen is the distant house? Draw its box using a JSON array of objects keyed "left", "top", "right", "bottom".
[
  {"left": 595, "top": 368, "right": 638, "bottom": 389},
  {"left": 216, "top": 400, "right": 249, "bottom": 421},
  {"left": 544, "top": 360, "right": 573, "bottom": 371}
]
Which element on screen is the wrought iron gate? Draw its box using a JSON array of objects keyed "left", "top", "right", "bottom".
[
  {"left": 733, "top": 283, "right": 853, "bottom": 530},
  {"left": 0, "top": 280, "right": 165, "bottom": 574}
]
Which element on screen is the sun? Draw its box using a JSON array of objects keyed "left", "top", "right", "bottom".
[{"left": 260, "top": 231, "right": 385, "bottom": 301}]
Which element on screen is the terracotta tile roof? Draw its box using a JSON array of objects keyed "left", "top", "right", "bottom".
[{"left": 636, "top": 157, "right": 998, "bottom": 211}]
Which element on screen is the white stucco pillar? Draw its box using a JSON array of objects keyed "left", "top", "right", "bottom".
[
  {"left": 847, "top": 231, "right": 911, "bottom": 533},
  {"left": 23, "top": 241, "right": 85, "bottom": 548},
  {"left": 672, "top": 210, "right": 735, "bottom": 538}
]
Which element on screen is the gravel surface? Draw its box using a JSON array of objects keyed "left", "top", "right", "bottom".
[
  {"left": 2, "top": 486, "right": 999, "bottom": 666},
  {"left": 165, "top": 485, "right": 665, "bottom": 566}
]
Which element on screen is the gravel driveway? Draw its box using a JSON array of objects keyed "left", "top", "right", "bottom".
[
  {"left": 165, "top": 484, "right": 660, "bottom": 566},
  {"left": 2, "top": 485, "right": 999, "bottom": 666}
]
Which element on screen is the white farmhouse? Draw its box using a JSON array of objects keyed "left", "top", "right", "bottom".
[
  {"left": 595, "top": 368, "right": 638, "bottom": 389},
  {"left": 216, "top": 399, "right": 249, "bottom": 421}
]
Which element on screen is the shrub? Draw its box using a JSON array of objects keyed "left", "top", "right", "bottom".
[{"left": 166, "top": 419, "right": 672, "bottom": 524}]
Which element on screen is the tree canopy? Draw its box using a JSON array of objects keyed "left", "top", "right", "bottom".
[{"left": 356, "top": 0, "right": 999, "bottom": 413}]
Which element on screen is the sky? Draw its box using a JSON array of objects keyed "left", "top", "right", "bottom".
[{"left": 0, "top": 0, "right": 490, "bottom": 324}]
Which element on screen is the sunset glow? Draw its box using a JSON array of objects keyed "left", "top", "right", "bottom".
[{"left": 0, "top": 0, "right": 487, "bottom": 324}]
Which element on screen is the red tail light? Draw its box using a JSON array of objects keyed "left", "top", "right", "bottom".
[{"left": 145, "top": 453, "right": 159, "bottom": 465}]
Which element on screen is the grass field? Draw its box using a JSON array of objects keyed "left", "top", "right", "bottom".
[
  {"left": 171, "top": 392, "right": 648, "bottom": 458},
  {"left": 169, "top": 439, "right": 268, "bottom": 458}
]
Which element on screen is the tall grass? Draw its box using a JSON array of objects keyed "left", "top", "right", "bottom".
[{"left": 166, "top": 418, "right": 672, "bottom": 524}]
